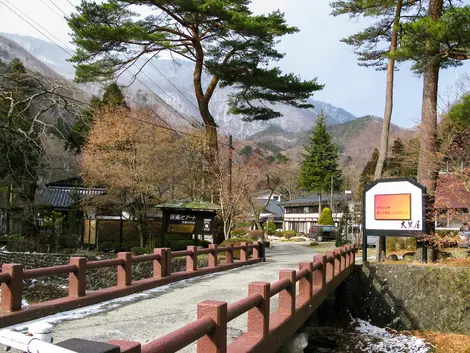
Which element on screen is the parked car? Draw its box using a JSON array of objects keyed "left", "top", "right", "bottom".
[
  {"left": 308, "top": 225, "right": 337, "bottom": 242},
  {"left": 367, "top": 236, "right": 377, "bottom": 248}
]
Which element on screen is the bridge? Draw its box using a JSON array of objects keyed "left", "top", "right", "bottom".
[{"left": 0, "top": 242, "right": 355, "bottom": 353}]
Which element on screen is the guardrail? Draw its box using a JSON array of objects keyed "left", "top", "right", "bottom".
[
  {"left": 104, "top": 244, "right": 356, "bottom": 353},
  {"left": 0, "top": 242, "right": 263, "bottom": 328}
]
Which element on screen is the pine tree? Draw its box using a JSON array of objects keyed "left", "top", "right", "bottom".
[
  {"left": 386, "top": 138, "right": 406, "bottom": 176},
  {"left": 336, "top": 204, "right": 352, "bottom": 246},
  {"left": 318, "top": 208, "right": 334, "bottom": 225},
  {"left": 394, "top": 3, "right": 470, "bottom": 194},
  {"left": 358, "top": 148, "right": 379, "bottom": 194},
  {"left": 60, "top": 83, "right": 128, "bottom": 154},
  {"left": 67, "top": 0, "right": 324, "bottom": 168},
  {"left": 331, "top": 0, "right": 421, "bottom": 181},
  {"left": 300, "top": 113, "right": 342, "bottom": 212}
]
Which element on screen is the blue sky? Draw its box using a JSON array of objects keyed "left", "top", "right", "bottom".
[{"left": 0, "top": 0, "right": 468, "bottom": 128}]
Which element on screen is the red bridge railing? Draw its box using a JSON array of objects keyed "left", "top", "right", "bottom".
[
  {"left": 106, "top": 244, "right": 356, "bottom": 353},
  {"left": 0, "top": 242, "right": 263, "bottom": 328}
]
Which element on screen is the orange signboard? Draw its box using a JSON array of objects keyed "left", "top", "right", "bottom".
[{"left": 374, "top": 194, "right": 411, "bottom": 220}]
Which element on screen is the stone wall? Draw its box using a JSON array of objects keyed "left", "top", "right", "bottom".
[
  {"left": 0, "top": 251, "right": 102, "bottom": 269},
  {"left": 344, "top": 264, "right": 470, "bottom": 335},
  {"left": 0, "top": 251, "right": 209, "bottom": 303}
]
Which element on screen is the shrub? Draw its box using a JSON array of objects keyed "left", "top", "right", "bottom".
[
  {"left": 197, "top": 240, "right": 211, "bottom": 248},
  {"left": 121, "top": 242, "right": 140, "bottom": 251},
  {"left": 263, "top": 220, "right": 277, "bottom": 236},
  {"left": 98, "top": 241, "right": 113, "bottom": 251},
  {"left": 130, "top": 246, "right": 147, "bottom": 255},
  {"left": 170, "top": 240, "right": 196, "bottom": 251},
  {"left": 318, "top": 208, "right": 334, "bottom": 225},
  {"left": 386, "top": 237, "right": 417, "bottom": 252},
  {"left": 249, "top": 230, "right": 264, "bottom": 240},
  {"left": 282, "top": 230, "right": 296, "bottom": 239},
  {"left": 221, "top": 237, "right": 253, "bottom": 244},
  {"left": 219, "top": 238, "right": 254, "bottom": 259},
  {"left": 231, "top": 227, "right": 249, "bottom": 238},
  {"left": 274, "top": 231, "right": 283, "bottom": 238}
]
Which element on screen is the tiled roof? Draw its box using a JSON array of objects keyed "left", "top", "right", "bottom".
[
  {"left": 257, "top": 199, "right": 284, "bottom": 218},
  {"left": 154, "top": 200, "right": 220, "bottom": 211},
  {"left": 435, "top": 173, "right": 470, "bottom": 209},
  {"left": 38, "top": 187, "right": 106, "bottom": 209},
  {"left": 280, "top": 193, "right": 354, "bottom": 207}
]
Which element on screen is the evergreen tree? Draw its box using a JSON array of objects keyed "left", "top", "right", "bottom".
[
  {"left": 67, "top": 0, "right": 323, "bottom": 168},
  {"left": 263, "top": 220, "right": 277, "bottom": 236},
  {"left": 386, "top": 138, "right": 406, "bottom": 176},
  {"left": 336, "top": 204, "right": 352, "bottom": 246},
  {"left": 331, "top": 0, "right": 421, "bottom": 181},
  {"left": 60, "top": 83, "right": 128, "bottom": 154},
  {"left": 318, "top": 207, "right": 334, "bottom": 225},
  {"left": 394, "top": 3, "right": 470, "bottom": 194},
  {"left": 358, "top": 148, "right": 379, "bottom": 194},
  {"left": 300, "top": 113, "right": 342, "bottom": 211}
]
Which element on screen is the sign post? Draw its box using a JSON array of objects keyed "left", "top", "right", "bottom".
[{"left": 362, "top": 178, "right": 427, "bottom": 263}]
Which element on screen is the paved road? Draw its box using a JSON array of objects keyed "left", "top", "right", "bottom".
[{"left": 6, "top": 242, "right": 335, "bottom": 352}]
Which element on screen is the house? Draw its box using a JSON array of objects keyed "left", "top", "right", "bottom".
[
  {"left": 435, "top": 172, "right": 470, "bottom": 230},
  {"left": 254, "top": 190, "right": 284, "bottom": 230},
  {"left": 280, "top": 192, "right": 355, "bottom": 234}
]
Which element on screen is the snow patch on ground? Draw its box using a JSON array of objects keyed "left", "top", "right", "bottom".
[
  {"left": 354, "top": 318, "right": 430, "bottom": 353},
  {"left": 7, "top": 264, "right": 254, "bottom": 332}
]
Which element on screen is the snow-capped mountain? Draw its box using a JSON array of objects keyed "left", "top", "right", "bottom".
[{"left": 1, "top": 33, "right": 358, "bottom": 138}]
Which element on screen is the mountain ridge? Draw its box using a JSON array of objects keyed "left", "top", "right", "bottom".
[{"left": 1, "top": 32, "right": 362, "bottom": 138}]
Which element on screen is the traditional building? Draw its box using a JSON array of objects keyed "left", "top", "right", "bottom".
[
  {"left": 435, "top": 173, "right": 470, "bottom": 230},
  {"left": 280, "top": 192, "right": 355, "bottom": 234},
  {"left": 254, "top": 190, "right": 284, "bottom": 230}
]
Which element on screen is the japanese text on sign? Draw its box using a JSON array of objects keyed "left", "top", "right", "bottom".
[{"left": 374, "top": 194, "right": 411, "bottom": 221}]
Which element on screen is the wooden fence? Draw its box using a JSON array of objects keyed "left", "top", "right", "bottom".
[{"left": 0, "top": 242, "right": 263, "bottom": 328}]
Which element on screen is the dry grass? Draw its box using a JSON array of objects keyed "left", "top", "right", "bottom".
[
  {"left": 412, "top": 331, "right": 470, "bottom": 353},
  {"left": 382, "top": 257, "right": 470, "bottom": 267}
]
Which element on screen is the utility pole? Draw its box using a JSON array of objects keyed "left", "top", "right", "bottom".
[
  {"left": 330, "top": 176, "right": 333, "bottom": 210},
  {"left": 228, "top": 135, "right": 233, "bottom": 197}
]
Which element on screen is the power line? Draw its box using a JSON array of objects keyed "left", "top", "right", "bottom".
[
  {"left": 0, "top": 0, "right": 72, "bottom": 57},
  {"left": 3, "top": 0, "right": 74, "bottom": 55},
  {"left": 48, "top": 0, "right": 70, "bottom": 18},
  {"left": 7, "top": 0, "right": 292, "bottom": 173},
  {"left": 38, "top": 0, "right": 65, "bottom": 20},
  {"left": 148, "top": 60, "right": 201, "bottom": 112}
]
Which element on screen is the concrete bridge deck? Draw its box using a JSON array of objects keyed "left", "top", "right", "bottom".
[{"left": 4, "top": 242, "right": 335, "bottom": 352}]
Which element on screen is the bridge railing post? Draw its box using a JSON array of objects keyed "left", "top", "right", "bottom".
[
  {"left": 325, "top": 251, "right": 335, "bottom": 282},
  {"left": 247, "top": 282, "right": 270, "bottom": 338},
  {"left": 334, "top": 249, "right": 341, "bottom": 276},
  {"left": 225, "top": 244, "right": 233, "bottom": 264},
  {"left": 108, "top": 340, "right": 141, "bottom": 353},
  {"left": 345, "top": 245, "right": 352, "bottom": 266},
  {"left": 253, "top": 242, "right": 260, "bottom": 259},
  {"left": 187, "top": 246, "right": 198, "bottom": 272},
  {"left": 299, "top": 262, "right": 313, "bottom": 302},
  {"left": 197, "top": 300, "right": 227, "bottom": 353},
  {"left": 340, "top": 247, "right": 347, "bottom": 272},
  {"left": 240, "top": 242, "right": 249, "bottom": 262},
  {"left": 278, "top": 270, "right": 296, "bottom": 318},
  {"left": 209, "top": 244, "right": 218, "bottom": 268},
  {"left": 313, "top": 254, "right": 326, "bottom": 292},
  {"left": 1, "top": 263, "right": 23, "bottom": 312},
  {"left": 69, "top": 257, "right": 86, "bottom": 298},
  {"left": 117, "top": 252, "right": 132, "bottom": 287},
  {"left": 154, "top": 248, "right": 170, "bottom": 278}
]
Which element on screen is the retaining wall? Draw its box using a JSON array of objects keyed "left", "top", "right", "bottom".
[{"left": 344, "top": 264, "right": 470, "bottom": 334}]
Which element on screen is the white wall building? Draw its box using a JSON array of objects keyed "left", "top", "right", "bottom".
[{"left": 280, "top": 192, "right": 355, "bottom": 234}]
